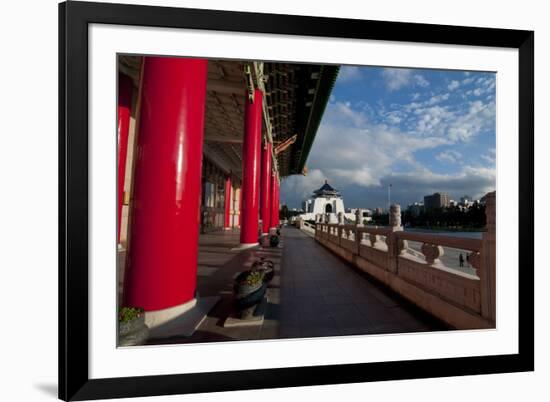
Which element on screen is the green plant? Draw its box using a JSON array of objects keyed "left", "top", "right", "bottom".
[
  {"left": 240, "top": 270, "right": 264, "bottom": 286},
  {"left": 119, "top": 306, "right": 144, "bottom": 323}
]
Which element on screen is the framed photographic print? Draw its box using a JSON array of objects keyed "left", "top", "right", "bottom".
[{"left": 59, "top": 1, "right": 534, "bottom": 400}]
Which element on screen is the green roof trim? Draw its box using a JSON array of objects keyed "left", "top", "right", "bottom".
[{"left": 294, "top": 65, "right": 340, "bottom": 174}]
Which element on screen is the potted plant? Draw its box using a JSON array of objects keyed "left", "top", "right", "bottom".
[
  {"left": 269, "top": 234, "right": 280, "bottom": 247},
  {"left": 233, "top": 270, "right": 267, "bottom": 319},
  {"left": 118, "top": 306, "right": 149, "bottom": 346},
  {"left": 251, "top": 257, "right": 275, "bottom": 283}
]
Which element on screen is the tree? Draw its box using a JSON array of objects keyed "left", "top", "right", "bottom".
[{"left": 280, "top": 204, "right": 289, "bottom": 220}]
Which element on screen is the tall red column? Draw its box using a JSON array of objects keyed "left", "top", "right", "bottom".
[
  {"left": 123, "top": 57, "right": 208, "bottom": 312},
  {"left": 117, "top": 73, "right": 133, "bottom": 243},
  {"left": 224, "top": 175, "right": 232, "bottom": 229},
  {"left": 259, "top": 142, "right": 272, "bottom": 235},
  {"left": 237, "top": 187, "right": 242, "bottom": 227},
  {"left": 275, "top": 178, "right": 280, "bottom": 226},
  {"left": 270, "top": 173, "right": 279, "bottom": 230},
  {"left": 240, "top": 89, "right": 263, "bottom": 245}
]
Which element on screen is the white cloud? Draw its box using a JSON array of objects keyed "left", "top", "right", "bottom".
[
  {"left": 280, "top": 168, "right": 328, "bottom": 204},
  {"left": 331, "top": 101, "right": 368, "bottom": 127},
  {"left": 385, "top": 111, "right": 403, "bottom": 125},
  {"left": 448, "top": 80, "right": 460, "bottom": 91},
  {"left": 436, "top": 150, "right": 462, "bottom": 164},
  {"left": 383, "top": 164, "right": 496, "bottom": 201},
  {"left": 337, "top": 66, "right": 362, "bottom": 83},
  {"left": 414, "top": 74, "right": 430, "bottom": 87},
  {"left": 381, "top": 68, "right": 429, "bottom": 91},
  {"left": 280, "top": 100, "right": 496, "bottom": 208},
  {"left": 480, "top": 148, "right": 496, "bottom": 165},
  {"left": 426, "top": 93, "right": 450, "bottom": 106},
  {"left": 462, "top": 75, "right": 495, "bottom": 99},
  {"left": 308, "top": 102, "right": 449, "bottom": 188}
]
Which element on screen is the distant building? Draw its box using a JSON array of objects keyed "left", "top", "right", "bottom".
[
  {"left": 297, "top": 180, "right": 355, "bottom": 222},
  {"left": 460, "top": 195, "right": 473, "bottom": 207},
  {"left": 424, "top": 192, "right": 450, "bottom": 209},
  {"left": 374, "top": 207, "right": 384, "bottom": 215},
  {"left": 407, "top": 202, "right": 424, "bottom": 217}
]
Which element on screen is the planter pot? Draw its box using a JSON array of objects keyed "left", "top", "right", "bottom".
[
  {"left": 234, "top": 271, "right": 263, "bottom": 295},
  {"left": 233, "top": 271, "right": 268, "bottom": 319},
  {"left": 118, "top": 315, "right": 150, "bottom": 346},
  {"left": 269, "top": 235, "right": 280, "bottom": 248}
]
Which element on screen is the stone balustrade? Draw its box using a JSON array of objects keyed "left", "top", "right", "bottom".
[{"left": 314, "top": 192, "right": 496, "bottom": 330}]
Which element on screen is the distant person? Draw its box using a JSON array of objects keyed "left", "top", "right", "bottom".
[{"left": 459, "top": 253, "right": 464, "bottom": 267}]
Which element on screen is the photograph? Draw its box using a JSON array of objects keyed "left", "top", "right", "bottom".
[
  {"left": 0, "top": 0, "right": 542, "bottom": 401},
  {"left": 116, "top": 55, "right": 496, "bottom": 347}
]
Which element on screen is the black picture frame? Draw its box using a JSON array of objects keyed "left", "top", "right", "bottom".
[{"left": 59, "top": 1, "right": 534, "bottom": 400}]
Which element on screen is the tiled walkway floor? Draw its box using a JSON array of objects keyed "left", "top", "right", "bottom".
[{"left": 148, "top": 226, "right": 447, "bottom": 345}]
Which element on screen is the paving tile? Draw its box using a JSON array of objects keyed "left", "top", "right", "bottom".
[
  {"left": 322, "top": 293, "right": 354, "bottom": 305},
  {"left": 141, "top": 226, "right": 443, "bottom": 346}
]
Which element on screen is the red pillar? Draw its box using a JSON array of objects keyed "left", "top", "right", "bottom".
[
  {"left": 275, "top": 177, "right": 280, "bottom": 227},
  {"left": 237, "top": 187, "right": 242, "bottom": 227},
  {"left": 259, "top": 142, "right": 272, "bottom": 234},
  {"left": 270, "top": 173, "right": 279, "bottom": 230},
  {"left": 117, "top": 73, "right": 133, "bottom": 243},
  {"left": 224, "top": 175, "right": 232, "bottom": 229},
  {"left": 240, "top": 89, "right": 263, "bottom": 245},
  {"left": 123, "top": 57, "right": 208, "bottom": 312}
]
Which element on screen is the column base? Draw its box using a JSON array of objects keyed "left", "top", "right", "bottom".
[
  {"left": 231, "top": 242, "right": 259, "bottom": 251},
  {"left": 144, "top": 298, "right": 197, "bottom": 330},
  {"left": 146, "top": 296, "right": 220, "bottom": 341}
]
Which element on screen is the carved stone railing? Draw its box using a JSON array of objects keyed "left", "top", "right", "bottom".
[
  {"left": 314, "top": 193, "right": 496, "bottom": 329},
  {"left": 300, "top": 220, "right": 316, "bottom": 236}
]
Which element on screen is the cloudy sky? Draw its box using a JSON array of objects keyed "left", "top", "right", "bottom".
[{"left": 280, "top": 65, "right": 496, "bottom": 210}]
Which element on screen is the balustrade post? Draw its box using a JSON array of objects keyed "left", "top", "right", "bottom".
[
  {"left": 387, "top": 204, "right": 406, "bottom": 273},
  {"left": 480, "top": 191, "right": 496, "bottom": 323},
  {"left": 355, "top": 209, "right": 363, "bottom": 227}
]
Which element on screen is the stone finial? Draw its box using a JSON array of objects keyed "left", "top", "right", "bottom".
[
  {"left": 337, "top": 212, "right": 344, "bottom": 225},
  {"left": 421, "top": 243, "right": 444, "bottom": 265},
  {"left": 355, "top": 209, "right": 363, "bottom": 227},
  {"left": 389, "top": 204, "right": 402, "bottom": 228},
  {"left": 484, "top": 191, "right": 495, "bottom": 233},
  {"left": 369, "top": 233, "right": 379, "bottom": 247}
]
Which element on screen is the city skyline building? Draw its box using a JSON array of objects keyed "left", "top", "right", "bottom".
[{"left": 424, "top": 192, "right": 450, "bottom": 210}]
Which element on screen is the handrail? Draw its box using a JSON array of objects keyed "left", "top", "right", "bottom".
[
  {"left": 313, "top": 192, "right": 496, "bottom": 327},
  {"left": 394, "top": 231, "right": 482, "bottom": 252},
  {"left": 357, "top": 226, "right": 391, "bottom": 236}
]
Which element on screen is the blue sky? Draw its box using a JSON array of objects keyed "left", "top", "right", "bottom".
[{"left": 280, "top": 65, "right": 496, "bottom": 210}]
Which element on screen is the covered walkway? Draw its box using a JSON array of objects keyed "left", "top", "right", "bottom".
[{"left": 147, "top": 226, "right": 446, "bottom": 345}]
